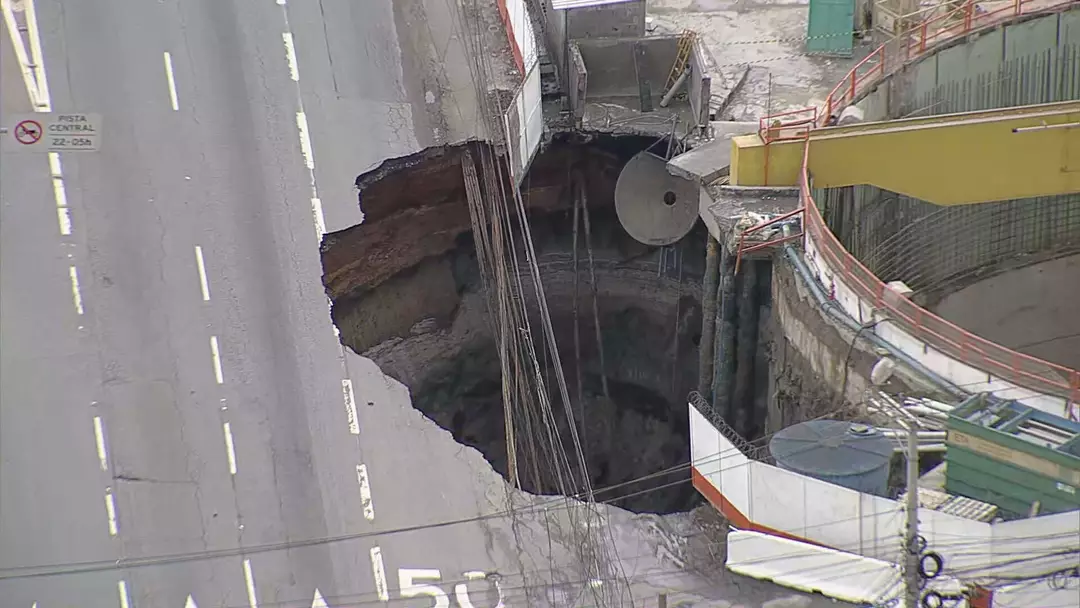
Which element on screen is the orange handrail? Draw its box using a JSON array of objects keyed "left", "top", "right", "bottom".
[
  {"left": 819, "top": 0, "right": 1073, "bottom": 125},
  {"left": 778, "top": 0, "right": 1080, "bottom": 414}
]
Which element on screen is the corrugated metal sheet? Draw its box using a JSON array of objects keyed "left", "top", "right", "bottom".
[{"left": 905, "top": 9, "right": 1078, "bottom": 117}]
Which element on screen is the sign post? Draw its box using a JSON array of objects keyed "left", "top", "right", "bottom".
[{"left": 6, "top": 112, "right": 102, "bottom": 152}]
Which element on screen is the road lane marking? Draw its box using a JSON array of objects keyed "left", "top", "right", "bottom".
[
  {"left": 369, "top": 546, "right": 389, "bottom": 602},
  {"left": 311, "top": 590, "right": 328, "bottom": 608},
  {"left": 47, "top": 153, "right": 72, "bottom": 235},
  {"left": 57, "top": 208, "right": 72, "bottom": 236},
  {"left": 342, "top": 379, "right": 359, "bottom": 435},
  {"left": 356, "top": 464, "right": 375, "bottom": 521},
  {"left": 209, "top": 336, "right": 224, "bottom": 384},
  {"left": 311, "top": 197, "right": 326, "bottom": 238},
  {"left": 295, "top": 111, "right": 315, "bottom": 170},
  {"left": 185, "top": 595, "right": 198, "bottom": 608},
  {"left": 223, "top": 422, "right": 238, "bottom": 475},
  {"left": 282, "top": 32, "right": 299, "bottom": 81},
  {"left": 93, "top": 416, "right": 109, "bottom": 471},
  {"left": 118, "top": 580, "right": 131, "bottom": 608},
  {"left": 104, "top": 488, "right": 118, "bottom": 535},
  {"left": 51, "top": 177, "right": 68, "bottom": 208},
  {"left": 23, "top": 0, "right": 50, "bottom": 110},
  {"left": 243, "top": 559, "right": 259, "bottom": 608},
  {"left": 194, "top": 246, "right": 211, "bottom": 301},
  {"left": 163, "top": 51, "right": 180, "bottom": 111},
  {"left": 68, "top": 266, "right": 84, "bottom": 315},
  {"left": 1, "top": 0, "right": 39, "bottom": 107},
  {"left": 48, "top": 151, "right": 62, "bottom": 176}
]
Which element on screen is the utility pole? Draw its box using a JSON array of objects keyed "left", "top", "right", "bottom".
[{"left": 903, "top": 421, "right": 921, "bottom": 608}]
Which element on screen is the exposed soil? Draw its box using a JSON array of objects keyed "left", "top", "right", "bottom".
[{"left": 321, "top": 133, "right": 708, "bottom": 513}]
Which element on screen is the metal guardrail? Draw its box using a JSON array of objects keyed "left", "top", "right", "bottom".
[
  {"left": 750, "top": 0, "right": 1080, "bottom": 412},
  {"left": 820, "top": 0, "right": 1076, "bottom": 125},
  {"left": 801, "top": 175, "right": 1080, "bottom": 408}
]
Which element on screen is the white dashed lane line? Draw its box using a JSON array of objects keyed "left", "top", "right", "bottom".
[
  {"left": 92, "top": 415, "right": 109, "bottom": 472},
  {"left": 117, "top": 580, "right": 132, "bottom": 608},
  {"left": 355, "top": 464, "right": 375, "bottom": 521},
  {"left": 281, "top": 32, "right": 299, "bottom": 82},
  {"left": 342, "top": 379, "right": 359, "bottom": 435},
  {"left": 163, "top": 51, "right": 180, "bottom": 111},
  {"left": 311, "top": 197, "right": 326, "bottom": 238},
  {"left": 242, "top": 559, "right": 259, "bottom": 608},
  {"left": 68, "top": 266, "right": 84, "bottom": 315},
  {"left": 48, "top": 152, "right": 72, "bottom": 236},
  {"left": 369, "top": 547, "right": 389, "bottom": 602},
  {"left": 294, "top": 111, "right": 315, "bottom": 171},
  {"left": 223, "top": 422, "right": 238, "bottom": 475},
  {"left": 194, "top": 245, "right": 211, "bottom": 301},
  {"left": 209, "top": 335, "right": 224, "bottom": 384},
  {"left": 104, "top": 487, "right": 118, "bottom": 536}
]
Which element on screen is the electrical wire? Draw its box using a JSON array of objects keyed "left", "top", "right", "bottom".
[{"left": 3, "top": 430, "right": 1065, "bottom": 582}]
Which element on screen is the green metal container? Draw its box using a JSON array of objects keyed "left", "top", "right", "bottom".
[{"left": 945, "top": 395, "right": 1080, "bottom": 518}]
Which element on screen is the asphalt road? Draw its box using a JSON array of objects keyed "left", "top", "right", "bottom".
[
  {"left": 1, "top": 0, "right": 500, "bottom": 606},
  {"left": 1, "top": 1, "right": 851, "bottom": 607}
]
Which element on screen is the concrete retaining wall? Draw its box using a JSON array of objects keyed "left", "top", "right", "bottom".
[
  {"left": 857, "top": 6, "right": 1080, "bottom": 119},
  {"left": 564, "top": 0, "right": 646, "bottom": 39},
  {"left": 574, "top": 35, "right": 678, "bottom": 98}
]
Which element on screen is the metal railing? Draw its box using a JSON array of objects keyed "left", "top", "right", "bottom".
[
  {"left": 820, "top": 0, "right": 1076, "bottom": 126},
  {"left": 801, "top": 175, "right": 1080, "bottom": 405},
  {"left": 752, "top": 0, "right": 1080, "bottom": 411}
]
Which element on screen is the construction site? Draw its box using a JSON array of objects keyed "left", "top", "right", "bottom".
[{"left": 320, "top": 0, "right": 1079, "bottom": 606}]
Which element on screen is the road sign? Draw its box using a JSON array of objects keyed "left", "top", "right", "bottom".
[
  {"left": 7, "top": 112, "right": 102, "bottom": 151},
  {"left": 14, "top": 119, "right": 43, "bottom": 144}
]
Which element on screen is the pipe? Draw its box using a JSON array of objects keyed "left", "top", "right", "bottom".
[
  {"left": 660, "top": 68, "right": 690, "bottom": 108},
  {"left": 781, "top": 243, "right": 967, "bottom": 399},
  {"left": 732, "top": 259, "right": 759, "bottom": 437},
  {"left": 880, "top": 430, "right": 948, "bottom": 440},
  {"left": 713, "top": 246, "right": 738, "bottom": 421},
  {"left": 698, "top": 235, "right": 721, "bottom": 398},
  {"left": 892, "top": 444, "right": 947, "bottom": 454}
]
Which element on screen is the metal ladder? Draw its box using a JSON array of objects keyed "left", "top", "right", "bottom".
[{"left": 664, "top": 30, "right": 696, "bottom": 95}]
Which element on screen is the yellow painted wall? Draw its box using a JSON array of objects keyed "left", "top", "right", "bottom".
[{"left": 730, "top": 102, "right": 1080, "bottom": 206}]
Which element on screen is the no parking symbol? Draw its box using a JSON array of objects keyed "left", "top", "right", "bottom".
[{"left": 13, "top": 119, "right": 43, "bottom": 145}]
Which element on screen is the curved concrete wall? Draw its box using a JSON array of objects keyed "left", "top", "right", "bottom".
[
  {"left": 932, "top": 253, "right": 1080, "bottom": 371},
  {"left": 855, "top": 6, "right": 1080, "bottom": 120},
  {"left": 793, "top": 5, "right": 1080, "bottom": 416}
]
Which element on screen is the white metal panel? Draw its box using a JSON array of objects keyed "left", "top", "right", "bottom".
[
  {"left": 521, "top": 63, "right": 543, "bottom": 166},
  {"left": 727, "top": 531, "right": 970, "bottom": 607},
  {"left": 506, "top": 0, "right": 538, "bottom": 72},
  {"left": 726, "top": 530, "right": 903, "bottom": 605},
  {"left": 512, "top": 82, "right": 526, "bottom": 179}
]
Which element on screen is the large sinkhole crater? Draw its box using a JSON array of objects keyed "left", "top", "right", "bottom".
[{"left": 322, "top": 134, "right": 706, "bottom": 514}]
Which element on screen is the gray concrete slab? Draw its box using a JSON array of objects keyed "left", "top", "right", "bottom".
[
  {"left": 649, "top": 0, "right": 875, "bottom": 118},
  {"left": 666, "top": 121, "right": 757, "bottom": 184}
]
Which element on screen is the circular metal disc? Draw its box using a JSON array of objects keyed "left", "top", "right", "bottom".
[{"left": 614, "top": 151, "right": 699, "bottom": 246}]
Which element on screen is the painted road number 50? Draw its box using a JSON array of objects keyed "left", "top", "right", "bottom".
[{"left": 398, "top": 569, "right": 505, "bottom": 608}]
